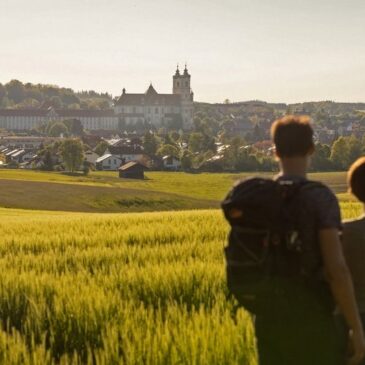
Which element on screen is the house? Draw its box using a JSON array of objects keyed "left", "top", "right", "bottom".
[
  {"left": 105, "top": 145, "right": 146, "bottom": 165},
  {"left": 95, "top": 154, "right": 122, "bottom": 170},
  {"left": 84, "top": 150, "right": 99, "bottom": 165},
  {"left": 118, "top": 161, "right": 147, "bottom": 179},
  {"left": 162, "top": 155, "right": 181, "bottom": 171},
  {"left": 0, "top": 149, "right": 6, "bottom": 165},
  {"left": 5, "top": 149, "right": 20, "bottom": 163},
  {"left": 21, "top": 151, "right": 37, "bottom": 162},
  {"left": 9, "top": 149, "right": 27, "bottom": 163},
  {"left": 0, "top": 136, "right": 61, "bottom": 149}
]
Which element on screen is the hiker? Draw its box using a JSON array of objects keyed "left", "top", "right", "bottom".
[
  {"left": 222, "top": 115, "right": 365, "bottom": 365},
  {"left": 341, "top": 157, "right": 365, "bottom": 363}
]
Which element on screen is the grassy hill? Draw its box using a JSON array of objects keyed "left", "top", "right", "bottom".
[{"left": 0, "top": 169, "right": 350, "bottom": 212}]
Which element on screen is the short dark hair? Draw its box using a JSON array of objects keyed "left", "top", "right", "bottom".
[
  {"left": 348, "top": 157, "right": 365, "bottom": 203},
  {"left": 271, "top": 115, "right": 314, "bottom": 157}
]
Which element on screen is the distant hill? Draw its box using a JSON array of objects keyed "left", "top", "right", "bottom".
[
  {"left": 1, "top": 79, "right": 364, "bottom": 115},
  {"left": 0, "top": 80, "right": 113, "bottom": 110}
]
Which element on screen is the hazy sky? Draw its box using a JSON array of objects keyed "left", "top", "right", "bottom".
[{"left": 0, "top": 0, "right": 364, "bottom": 103}]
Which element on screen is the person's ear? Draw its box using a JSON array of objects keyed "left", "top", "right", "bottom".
[
  {"left": 274, "top": 150, "right": 280, "bottom": 161},
  {"left": 308, "top": 145, "right": 315, "bottom": 156}
]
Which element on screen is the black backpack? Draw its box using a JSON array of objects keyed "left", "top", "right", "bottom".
[{"left": 222, "top": 177, "right": 324, "bottom": 279}]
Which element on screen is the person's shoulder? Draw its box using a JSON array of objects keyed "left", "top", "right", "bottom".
[
  {"left": 303, "top": 179, "right": 337, "bottom": 199},
  {"left": 342, "top": 218, "right": 365, "bottom": 250},
  {"left": 344, "top": 217, "right": 365, "bottom": 232}
]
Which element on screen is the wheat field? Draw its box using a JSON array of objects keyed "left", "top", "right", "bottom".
[{"left": 0, "top": 200, "right": 362, "bottom": 364}]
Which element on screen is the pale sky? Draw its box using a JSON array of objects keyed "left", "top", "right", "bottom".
[{"left": 0, "top": 0, "right": 364, "bottom": 103}]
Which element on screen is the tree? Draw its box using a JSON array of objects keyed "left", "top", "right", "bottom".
[
  {"left": 82, "top": 160, "right": 91, "bottom": 176},
  {"left": 330, "top": 137, "right": 348, "bottom": 170},
  {"left": 95, "top": 141, "right": 109, "bottom": 156},
  {"left": 48, "top": 122, "right": 68, "bottom": 137},
  {"left": 60, "top": 139, "right": 84, "bottom": 172},
  {"left": 143, "top": 132, "right": 159, "bottom": 156},
  {"left": 6, "top": 80, "right": 25, "bottom": 103},
  {"left": 330, "top": 135, "right": 363, "bottom": 170},
  {"left": 63, "top": 119, "right": 84, "bottom": 136},
  {"left": 42, "top": 150, "right": 54, "bottom": 171},
  {"left": 180, "top": 150, "right": 193, "bottom": 171},
  {"left": 311, "top": 143, "right": 332, "bottom": 171},
  {"left": 188, "top": 132, "right": 205, "bottom": 153},
  {"left": 156, "top": 144, "right": 179, "bottom": 158},
  {"left": 347, "top": 135, "right": 363, "bottom": 165},
  {"left": 15, "top": 98, "right": 40, "bottom": 109},
  {"left": 0, "top": 83, "right": 6, "bottom": 101},
  {"left": 50, "top": 96, "right": 63, "bottom": 109}
]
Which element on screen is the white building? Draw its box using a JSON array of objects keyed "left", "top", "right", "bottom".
[
  {"left": 84, "top": 150, "right": 99, "bottom": 165},
  {"left": 162, "top": 155, "right": 181, "bottom": 170},
  {"left": 0, "top": 66, "right": 194, "bottom": 131},
  {"left": 114, "top": 65, "right": 194, "bottom": 129},
  {"left": 0, "top": 107, "right": 118, "bottom": 131},
  {"left": 95, "top": 154, "right": 122, "bottom": 170},
  {"left": 105, "top": 146, "right": 146, "bottom": 165}
]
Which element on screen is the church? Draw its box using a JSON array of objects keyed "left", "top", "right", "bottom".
[
  {"left": 114, "top": 65, "right": 194, "bottom": 129},
  {"left": 0, "top": 65, "right": 194, "bottom": 131}
]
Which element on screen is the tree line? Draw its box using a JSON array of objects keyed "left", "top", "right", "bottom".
[{"left": 0, "top": 80, "right": 112, "bottom": 110}]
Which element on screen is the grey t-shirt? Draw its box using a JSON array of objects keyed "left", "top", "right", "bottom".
[
  {"left": 342, "top": 216, "right": 365, "bottom": 312},
  {"left": 274, "top": 175, "right": 342, "bottom": 276},
  {"left": 276, "top": 174, "right": 342, "bottom": 230}
]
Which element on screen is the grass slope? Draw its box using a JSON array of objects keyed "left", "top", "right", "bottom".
[
  {"left": 0, "top": 169, "right": 349, "bottom": 212},
  {"left": 0, "top": 179, "right": 216, "bottom": 212}
]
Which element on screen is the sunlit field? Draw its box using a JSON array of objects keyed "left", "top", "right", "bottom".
[
  {"left": 0, "top": 209, "right": 256, "bottom": 364},
  {"left": 0, "top": 170, "right": 360, "bottom": 363},
  {"left": 0, "top": 170, "right": 349, "bottom": 212},
  {"left": 0, "top": 198, "right": 362, "bottom": 364}
]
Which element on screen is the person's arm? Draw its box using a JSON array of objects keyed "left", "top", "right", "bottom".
[{"left": 320, "top": 228, "right": 365, "bottom": 364}]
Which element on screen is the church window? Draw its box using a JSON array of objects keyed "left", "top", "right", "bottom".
[
  {"left": 155, "top": 107, "right": 159, "bottom": 114},
  {"left": 185, "top": 81, "right": 188, "bottom": 87},
  {"left": 177, "top": 82, "right": 180, "bottom": 87}
]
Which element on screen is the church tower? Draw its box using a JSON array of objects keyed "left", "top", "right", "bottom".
[{"left": 173, "top": 64, "right": 194, "bottom": 128}]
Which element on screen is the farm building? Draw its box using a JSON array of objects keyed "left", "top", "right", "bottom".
[{"left": 118, "top": 161, "right": 147, "bottom": 179}]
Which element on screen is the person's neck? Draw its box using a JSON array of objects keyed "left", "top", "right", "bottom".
[{"left": 279, "top": 157, "right": 308, "bottom": 178}]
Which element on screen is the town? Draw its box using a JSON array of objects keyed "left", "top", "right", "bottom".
[{"left": 0, "top": 67, "right": 365, "bottom": 175}]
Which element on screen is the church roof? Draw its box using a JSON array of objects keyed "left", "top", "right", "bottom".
[
  {"left": 115, "top": 84, "right": 181, "bottom": 106},
  {"left": 145, "top": 84, "right": 158, "bottom": 96}
]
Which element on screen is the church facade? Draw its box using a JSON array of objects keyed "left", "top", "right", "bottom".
[
  {"left": 0, "top": 66, "right": 193, "bottom": 131},
  {"left": 114, "top": 65, "right": 194, "bottom": 129}
]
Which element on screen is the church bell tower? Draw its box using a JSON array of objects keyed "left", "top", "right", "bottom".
[{"left": 173, "top": 64, "right": 194, "bottom": 128}]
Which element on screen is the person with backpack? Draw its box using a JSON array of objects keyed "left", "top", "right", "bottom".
[{"left": 222, "top": 115, "right": 365, "bottom": 365}]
